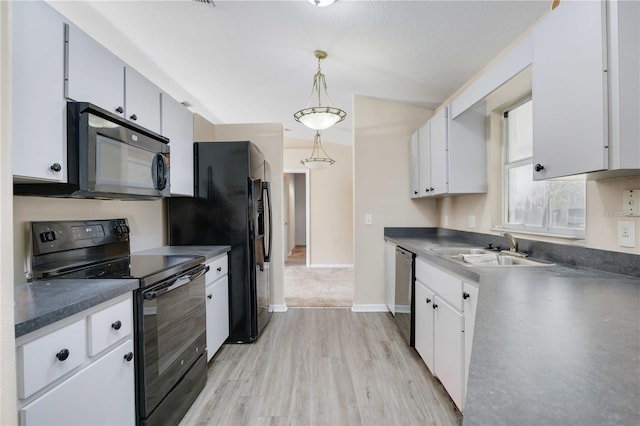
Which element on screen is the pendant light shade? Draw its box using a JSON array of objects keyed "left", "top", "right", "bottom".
[
  {"left": 294, "top": 50, "right": 346, "bottom": 131},
  {"left": 301, "top": 131, "right": 335, "bottom": 169},
  {"left": 308, "top": 0, "right": 337, "bottom": 6}
]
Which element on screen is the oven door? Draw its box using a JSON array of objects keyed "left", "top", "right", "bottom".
[{"left": 137, "top": 264, "right": 207, "bottom": 418}]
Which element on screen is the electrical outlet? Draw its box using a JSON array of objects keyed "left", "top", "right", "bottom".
[
  {"left": 443, "top": 215, "right": 449, "bottom": 227},
  {"left": 468, "top": 215, "right": 476, "bottom": 228},
  {"left": 618, "top": 221, "right": 636, "bottom": 248},
  {"left": 623, "top": 190, "right": 640, "bottom": 216},
  {"left": 365, "top": 214, "right": 373, "bottom": 226}
]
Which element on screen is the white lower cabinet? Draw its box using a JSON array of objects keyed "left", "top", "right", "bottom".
[
  {"left": 205, "top": 254, "right": 230, "bottom": 361},
  {"left": 414, "top": 257, "right": 478, "bottom": 413},
  {"left": 16, "top": 293, "right": 135, "bottom": 426},
  {"left": 385, "top": 241, "right": 396, "bottom": 313}
]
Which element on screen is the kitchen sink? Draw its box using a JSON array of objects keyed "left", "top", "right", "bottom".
[{"left": 430, "top": 246, "right": 554, "bottom": 267}]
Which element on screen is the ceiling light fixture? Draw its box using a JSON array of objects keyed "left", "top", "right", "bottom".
[
  {"left": 301, "top": 131, "right": 336, "bottom": 169},
  {"left": 307, "top": 0, "right": 337, "bottom": 6},
  {"left": 294, "top": 50, "right": 346, "bottom": 130}
]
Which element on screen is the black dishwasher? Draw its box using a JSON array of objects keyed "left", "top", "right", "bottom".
[{"left": 394, "top": 246, "right": 415, "bottom": 346}]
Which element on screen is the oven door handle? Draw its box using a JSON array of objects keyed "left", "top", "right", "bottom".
[{"left": 143, "top": 265, "right": 209, "bottom": 300}]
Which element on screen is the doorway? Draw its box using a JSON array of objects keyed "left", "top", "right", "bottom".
[{"left": 283, "top": 169, "right": 309, "bottom": 266}]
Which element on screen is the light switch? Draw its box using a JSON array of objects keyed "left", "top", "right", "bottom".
[
  {"left": 468, "top": 215, "right": 476, "bottom": 228},
  {"left": 623, "top": 190, "right": 640, "bottom": 216},
  {"left": 365, "top": 214, "right": 373, "bottom": 226}
]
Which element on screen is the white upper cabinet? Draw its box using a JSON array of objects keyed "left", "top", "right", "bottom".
[
  {"left": 409, "top": 131, "right": 420, "bottom": 198},
  {"left": 65, "top": 23, "right": 125, "bottom": 117},
  {"left": 532, "top": 0, "right": 640, "bottom": 180},
  {"left": 161, "top": 93, "right": 194, "bottom": 196},
  {"left": 532, "top": 0, "right": 608, "bottom": 180},
  {"left": 125, "top": 67, "right": 162, "bottom": 134},
  {"left": 11, "top": 1, "right": 68, "bottom": 182},
  {"left": 409, "top": 105, "right": 486, "bottom": 198}
]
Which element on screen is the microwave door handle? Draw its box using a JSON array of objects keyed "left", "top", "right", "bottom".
[{"left": 152, "top": 153, "right": 168, "bottom": 190}]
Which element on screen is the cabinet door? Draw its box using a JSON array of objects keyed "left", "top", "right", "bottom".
[
  {"left": 19, "top": 339, "right": 135, "bottom": 426},
  {"left": 66, "top": 23, "right": 125, "bottom": 117},
  {"left": 11, "top": 1, "right": 67, "bottom": 182},
  {"left": 409, "top": 131, "right": 420, "bottom": 198},
  {"left": 414, "top": 280, "right": 435, "bottom": 374},
  {"left": 462, "top": 282, "right": 479, "bottom": 404},
  {"left": 161, "top": 93, "right": 194, "bottom": 196},
  {"left": 429, "top": 107, "right": 448, "bottom": 195},
  {"left": 418, "top": 122, "right": 432, "bottom": 196},
  {"left": 206, "top": 276, "right": 229, "bottom": 362},
  {"left": 125, "top": 67, "right": 161, "bottom": 134},
  {"left": 434, "top": 297, "right": 464, "bottom": 411},
  {"left": 385, "top": 242, "right": 396, "bottom": 313},
  {"left": 532, "top": 0, "right": 607, "bottom": 179}
]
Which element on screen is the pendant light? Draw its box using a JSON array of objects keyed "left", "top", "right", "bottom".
[
  {"left": 294, "top": 50, "right": 346, "bottom": 130},
  {"left": 301, "top": 131, "right": 335, "bottom": 169},
  {"left": 308, "top": 0, "right": 337, "bottom": 6}
]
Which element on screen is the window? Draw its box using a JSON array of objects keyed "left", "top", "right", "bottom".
[{"left": 503, "top": 100, "right": 585, "bottom": 237}]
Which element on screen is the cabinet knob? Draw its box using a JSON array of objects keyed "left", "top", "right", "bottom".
[
  {"left": 124, "top": 352, "right": 134, "bottom": 362},
  {"left": 129, "top": 114, "right": 138, "bottom": 121},
  {"left": 56, "top": 348, "right": 70, "bottom": 361},
  {"left": 111, "top": 320, "right": 122, "bottom": 330},
  {"left": 216, "top": 267, "right": 222, "bottom": 272},
  {"left": 50, "top": 163, "right": 62, "bottom": 172},
  {"left": 534, "top": 163, "right": 545, "bottom": 172},
  {"left": 432, "top": 303, "right": 438, "bottom": 310},
  {"left": 115, "top": 106, "right": 124, "bottom": 114},
  {"left": 207, "top": 294, "right": 213, "bottom": 299},
  {"left": 425, "top": 188, "right": 430, "bottom": 193},
  {"left": 426, "top": 298, "right": 431, "bottom": 304},
  {"left": 414, "top": 191, "right": 418, "bottom": 195},
  {"left": 463, "top": 291, "right": 470, "bottom": 300},
  {"left": 430, "top": 187, "right": 434, "bottom": 192}
]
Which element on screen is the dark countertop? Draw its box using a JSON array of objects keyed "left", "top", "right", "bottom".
[
  {"left": 385, "top": 235, "right": 640, "bottom": 426},
  {"left": 14, "top": 278, "right": 139, "bottom": 338},
  {"left": 134, "top": 245, "right": 230, "bottom": 261}
]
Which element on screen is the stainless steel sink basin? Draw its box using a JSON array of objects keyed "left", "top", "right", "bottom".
[{"left": 430, "top": 246, "right": 554, "bottom": 267}]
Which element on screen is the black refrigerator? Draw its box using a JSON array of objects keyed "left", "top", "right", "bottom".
[{"left": 166, "top": 141, "right": 272, "bottom": 343}]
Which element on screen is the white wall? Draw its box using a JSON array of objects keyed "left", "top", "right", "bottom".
[
  {"left": 0, "top": 1, "right": 17, "bottom": 423},
  {"left": 353, "top": 96, "right": 437, "bottom": 308},
  {"left": 294, "top": 173, "right": 306, "bottom": 246}
]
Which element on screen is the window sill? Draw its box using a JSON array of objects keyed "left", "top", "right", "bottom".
[{"left": 492, "top": 226, "right": 585, "bottom": 242}]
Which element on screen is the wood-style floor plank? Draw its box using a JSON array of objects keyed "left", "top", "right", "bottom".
[{"left": 180, "top": 308, "right": 462, "bottom": 426}]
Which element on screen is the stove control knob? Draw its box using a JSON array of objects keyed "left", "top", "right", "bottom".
[
  {"left": 47, "top": 231, "right": 56, "bottom": 242},
  {"left": 39, "top": 232, "right": 48, "bottom": 243}
]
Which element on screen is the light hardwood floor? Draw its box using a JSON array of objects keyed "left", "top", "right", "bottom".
[{"left": 180, "top": 309, "right": 462, "bottom": 426}]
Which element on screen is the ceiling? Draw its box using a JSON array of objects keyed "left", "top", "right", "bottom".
[{"left": 63, "top": 0, "right": 550, "bottom": 146}]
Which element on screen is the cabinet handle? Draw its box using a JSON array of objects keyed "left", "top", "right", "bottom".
[
  {"left": 534, "top": 163, "right": 545, "bottom": 172},
  {"left": 115, "top": 106, "right": 124, "bottom": 114},
  {"left": 425, "top": 188, "right": 430, "bottom": 192},
  {"left": 426, "top": 298, "right": 431, "bottom": 304},
  {"left": 430, "top": 187, "right": 434, "bottom": 192},
  {"left": 111, "top": 320, "right": 122, "bottom": 330},
  {"left": 124, "top": 352, "right": 134, "bottom": 362},
  {"left": 414, "top": 191, "right": 418, "bottom": 195},
  {"left": 463, "top": 291, "right": 470, "bottom": 300},
  {"left": 56, "top": 349, "right": 70, "bottom": 361},
  {"left": 50, "top": 163, "right": 62, "bottom": 172},
  {"left": 207, "top": 294, "right": 213, "bottom": 299},
  {"left": 129, "top": 114, "right": 138, "bottom": 121},
  {"left": 432, "top": 303, "right": 438, "bottom": 309},
  {"left": 216, "top": 267, "right": 222, "bottom": 272}
]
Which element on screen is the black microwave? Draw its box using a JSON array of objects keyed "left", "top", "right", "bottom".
[{"left": 14, "top": 102, "right": 170, "bottom": 199}]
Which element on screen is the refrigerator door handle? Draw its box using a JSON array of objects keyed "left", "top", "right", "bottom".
[{"left": 262, "top": 182, "right": 272, "bottom": 263}]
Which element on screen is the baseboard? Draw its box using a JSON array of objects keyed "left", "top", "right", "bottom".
[
  {"left": 307, "top": 264, "right": 354, "bottom": 268},
  {"left": 351, "top": 304, "right": 389, "bottom": 313},
  {"left": 270, "top": 304, "right": 288, "bottom": 312}
]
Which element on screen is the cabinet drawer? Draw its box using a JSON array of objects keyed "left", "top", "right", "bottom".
[
  {"left": 206, "top": 254, "right": 228, "bottom": 285},
  {"left": 416, "top": 258, "right": 463, "bottom": 311},
  {"left": 87, "top": 297, "right": 133, "bottom": 356},
  {"left": 17, "top": 319, "right": 87, "bottom": 399}
]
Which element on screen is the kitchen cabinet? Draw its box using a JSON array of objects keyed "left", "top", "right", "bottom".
[
  {"left": 11, "top": 0, "right": 68, "bottom": 182},
  {"left": 414, "top": 257, "right": 477, "bottom": 412},
  {"left": 16, "top": 293, "right": 135, "bottom": 426},
  {"left": 385, "top": 241, "right": 396, "bottom": 313},
  {"left": 463, "top": 282, "right": 479, "bottom": 392},
  {"left": 161, "top": 93, "right": 194, "bottom": 196},
  {"left": 205, "top": 254, "right": 229, "bottom": 361},
  {"left": 409, "top": 131, "right": 420, "bottom": 198},
  {"left": 409, "top": 105, "right": 486, "bottom": 198},
  {"left": 65, "top": 22, "right": 126, "bottom": 117},
  {"left": 125, "top": 67, "right": 162, "bottom": 134},
  {"left": 532, "top": 0, "right": 640, "bottom": 179}
]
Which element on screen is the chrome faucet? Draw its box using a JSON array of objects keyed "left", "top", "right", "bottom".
[{"left": 503, "top": 232, "right": 518, "bottom": 252}]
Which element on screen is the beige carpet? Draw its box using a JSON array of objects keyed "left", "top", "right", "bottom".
[{"left": 284, "top": 257, "right": 354, "bottom": 308}]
